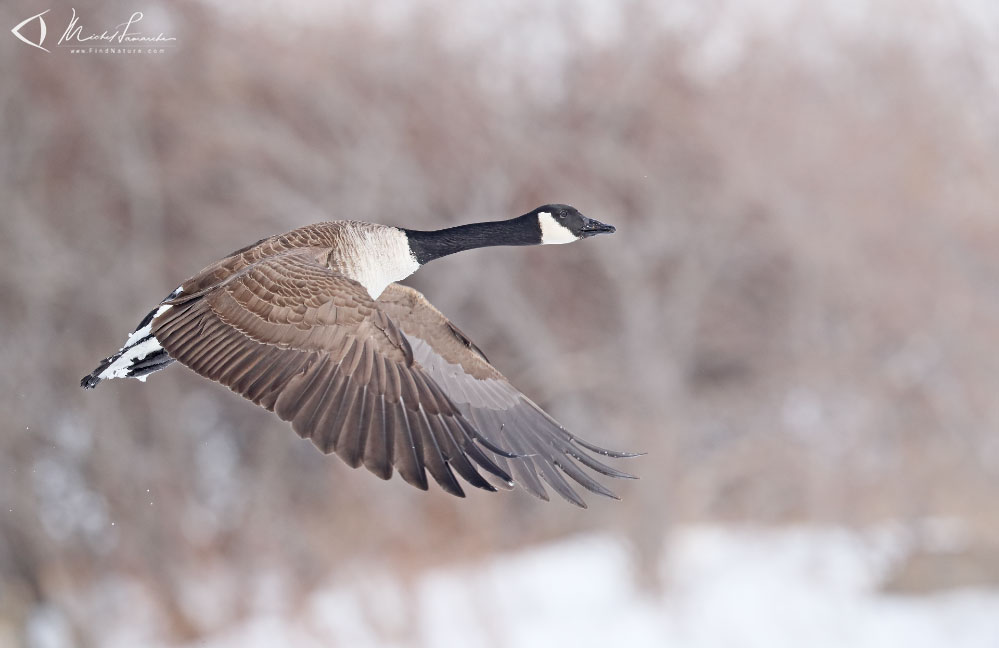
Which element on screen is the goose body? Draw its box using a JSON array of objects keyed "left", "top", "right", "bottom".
[{"left": 81, "top": 205, "right": 634, "bottom": 506}]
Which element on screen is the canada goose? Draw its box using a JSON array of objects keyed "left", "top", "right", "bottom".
[{"left": 81, "top": 204, "right": 635, "bottom": 506}]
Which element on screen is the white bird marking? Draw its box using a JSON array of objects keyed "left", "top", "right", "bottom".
[
  {"left": 336, "top": 225, "right": 419, "bottom": 299},
  {"left": 123, "top": 302, "right": 173, "bottom": 347},
  {"left": 97, "top": 288, "right": 182, "bottom": 382},
  {"left": 98, "top": 337, "right": 164, "bottom": 381},
  {"left": 538, "top": 212, "right": 577, "bottom": 245}
]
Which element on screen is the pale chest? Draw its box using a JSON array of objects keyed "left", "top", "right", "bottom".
[{"left": 327, "top": 224, "right": 420, "bottom": 299}]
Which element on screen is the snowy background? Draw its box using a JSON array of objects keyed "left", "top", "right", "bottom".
[
  {"left": 4, "top": 0, "right": 999, "bottom": 646},
  {"left": 126, "top": 524, "right": 999, "bottom": 648}
]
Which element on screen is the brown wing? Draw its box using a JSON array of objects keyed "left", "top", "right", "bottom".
[
  {"left": 152, "top": 250, "right": 514, "bottom": 498},
  {"left": 377, "top": 283, "right": 637, "bottom": 507}
]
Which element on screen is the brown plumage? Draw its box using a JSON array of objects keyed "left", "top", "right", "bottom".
[{"left": 83, "top": 207, "right": 635, "bottom": 506}]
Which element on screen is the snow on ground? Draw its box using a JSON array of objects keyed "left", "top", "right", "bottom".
[{"left": 168, "top": 524, "right": 999, "bottom": 648}]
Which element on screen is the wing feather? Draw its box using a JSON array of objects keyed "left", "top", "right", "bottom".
[
  {"left": 392, "top": 400, "right": 428, "bottom": 490},
  {"left": 151, "top": 247, "right": 633, "bottom": 505},
  {"left": 152, "top": 250, "right": 503, "bottom": 498},
  {"left": 416, "top": 405, "right": 464, "bottom": 496},
  {"left": 377, "top": 282, "right": 637, "bottom": 506},
  {"left": 363, "top": 394, "right": 393, "bottom": 480}
]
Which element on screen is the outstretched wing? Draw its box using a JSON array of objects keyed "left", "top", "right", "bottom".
[
  {"left": 377, "top": 283, "right": 637, "bottom": 507},
  {"left": 152, "top": 249, "right": 513, "bottom": 498}
]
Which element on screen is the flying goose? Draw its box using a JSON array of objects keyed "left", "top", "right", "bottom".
[{"left": 81, "top": 204, "right": 635, "bottom": 506}]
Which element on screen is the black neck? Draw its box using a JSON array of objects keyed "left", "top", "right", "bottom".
[{"left": 403, "top": 214, "right": 541, "bottom": 265}]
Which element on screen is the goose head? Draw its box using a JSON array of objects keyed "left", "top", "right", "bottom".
[{"left": 533, "top": 204, "right": 616, "bottom": 245}]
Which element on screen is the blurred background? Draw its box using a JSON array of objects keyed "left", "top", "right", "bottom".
[{"left": 3, "top": 0, "right": 999, "bottom": 646}]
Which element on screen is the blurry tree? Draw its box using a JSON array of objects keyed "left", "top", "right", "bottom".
[{"left": 2, "top": 0, "right": 999, "bottom": 644}]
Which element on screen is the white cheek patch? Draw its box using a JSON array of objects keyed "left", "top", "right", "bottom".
[{"left": 538, "top": 212, "right": 578, "bottom": 245}]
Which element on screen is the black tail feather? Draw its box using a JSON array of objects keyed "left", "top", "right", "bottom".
[
  {"left": 129, "top": 349, "right": 174, "bottom": 376},
  {"left": 79, "top": 287, "right": 185, "bottom": 390},
  {"left": 81, "top": 352, "right": 120, "bottom": 389},
  {"left": 80, "top": 340, "right": 175, "bottom": 389}
]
